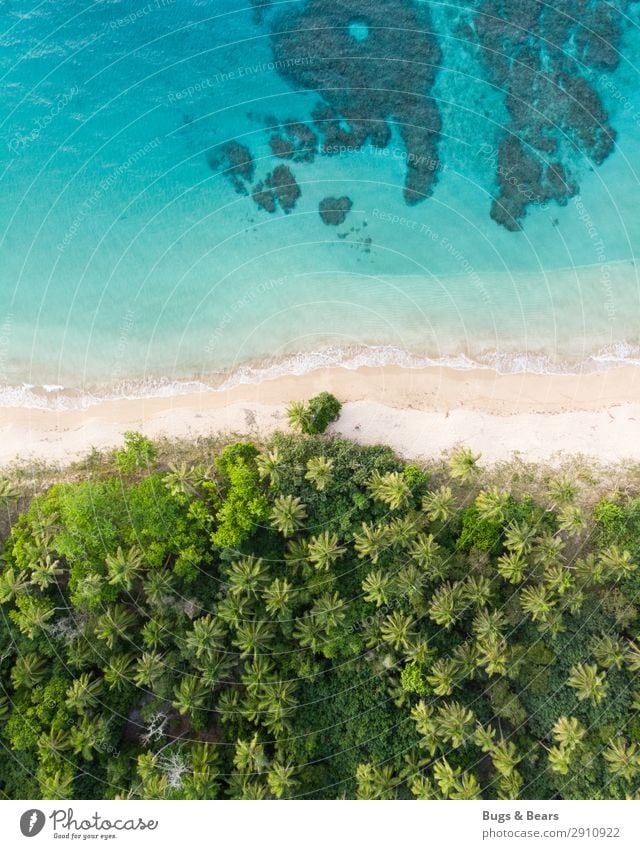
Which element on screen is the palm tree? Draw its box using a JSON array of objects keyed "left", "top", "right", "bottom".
[
  {"left": 40, "top": 768, "right": 74, "bottom": 800},
  {"left": 257, "top": 680, "right": 297, "bottom": 733},
  {"left": 164, "top": 461, "right": 199, "bottom": 497},
  {"left": 428, "top": 582, "right": 462, "bottom": 629},
  {"left": 436, "top": 701, "right": 474, "bottom": 749},
  {"left": 472, "top": 608, "right": 506, "bottom": 640},
  {"left": 598, "top": 545, "right": 636, "bottom": 579},
  {"left": 104, "top": 653, "right": 136, "bottom": 692},
  {"left": 234, "top": 620, "right": 275, "bottom": 658},
  {"left": 242, "top": 655, "right": 275, "bottom": 696},
  {"left": 270, "top": 494, "right": 307, "bottom": 538},
  {"left": 284, "top": 537, "right": 309, "bottom": 570},
  {"left": 591, "top": 633, "right": 626, "bottom": 670},
  {"left": 263, "top": 577, "right": 294, "bottom": 617},
  {"left": 355, "top": 763, "right": 397, "bottom": 800},
  {"left": 11, "top": 653, "right": 47, "bottom": 690},
  {"left": 432, "top": 757, "right": 462, "bottom": 798},
  {"left": 106, "top": 545, "right": 144, "bottom": 591},
  {"left": 475, "top": 487, "right": 509, "bottom": 523},
  {"left": 367, "top": 470, "right": 410, "bottom": 510},
  {"left": 497, "top": 769, "right": 523, "bottom": 801},
  {"left": 198, "top": 651, "right": 233, "bottom": 689},
  {"left": 452, "top": 640, "right": 480, "bottom": 680},
  {"left": 462, "top": 575, "right": 492, "bottom": 608},
  {"left": 143, "top": 568, "right": 174, "bottom": 607},
  {"left": 543, "top": 563, "right": 573, "bottom": 596},
  {"left": 362, "top": 570, "right": 393, "bottom": 607},
  {"left": 183, "top": 614, "right": 226, "bottom": 661},
  {"left": 490, "top": 739, "right": 522, "bottom": 778},
  {"left": 448, "top": 447, "right": 481, "bottom": 483},
  {"left": 567, "top": 663, "right": 608, "bottom": 704},
  {"left": 410, "top": 532, "right": 440, "bottom": 571},
  {"left": 603, "top": 738, "right": 640, "bottom": 782},
  {"left": 307, "top": 530, "right": 342, "bottom": 571},
  {"left": 496, "top": 551, "right": 526, "bottom": 584},
  {"left": 172, "top": 674, "right": 209, "bottom": 716},
  {"left": 13, "top": 596, "right": 55, "bottom": 639},
  {"left": 354, "top": 522, "right": 388, "bottom": 563},
  {"left": 293, "top": 614, "right": 324, "bottom": 654},
  {"left": 95, "top": 605, "right": 137, "bottom": 649},
  {"left": 227, "top": 555, "right": 269, "bottom": 599},
  {"left": 476, "top": 634, "right": 508, "bottom": 676},
  {"left": 286, "top": 400, "right": 310, "bottom": 432},
  {"left": 547, "top": 475, "right": 577, "bottom": 506},
  {"left": 422, "top": 486, "right": 453, "bottom": 522},
  {"left": 410, "top": 701, "right": 439, "bottom": 755},
  {"left": 473, "top": 722, "right": 497, "bottom": 753},
  {"left": 38, "top": 727, "right": 71, "bottom": 758},
  {"left": 504, "top": 520, "right": 536, "bottom": 556},
  {"left": 519, "top": 584, "right": 554, "bottom": 623},
  {"left": 66, "top": 673, "right": 103, "bottom": 713},
  {"left": 30, "top": 555, "right": 63, "bottom": 591},
  {"left": 70, "top": 715, "right": 108, "bottom": 761},
  {"left": 380, "top": 611, "right": 416, "bottom": 651},
  {"left": 558, "top": 505, "right": 586, "bottom": 536},
  {"left": 547, "top": 744, "right": 572, "bottom": 775},
  {"left": 387, "top": 515, "right": 418, "bottom": 548},
  {"left": 0, "top": 566, "right": 29, "bottom": 604},
  {"left": 233, "top": 733, "right": 268, "bottom": 774},
  {"left": 305, "top": 455, "right": 334, "bottom": 491},
  {"left": 141, "top": 617, "right": 171, "bottom": 650},
  {"left": 311, "top": 592, "right": 346, "bottom": 631},
  {"left": 134, "top": 651, "right": 165, "bottom": 689},
  {"left": 395, "top": 564, "right": 425, "bottom": 609},
  {"left": 625, "top": 640, "right": 640, "bottom": 673},
  {"left": 256, "top": 446, "right": 282, "bottom": 487},
  {"left": 75, "top": 571, "right": 104, "bottom": 608},
  {"left": 552, "top": 716, "right": 586, "bottom": 750},
  {"left": 450, "top": 771, "right": 482, "bottom": 800},
  {"left": 427, "top": 657, "right": 458, "bottom": 696},
  {"left": 267, "top": 761, "right": 298, "bottom": 799},
  {"left": 410, "top": 774, "right": 438, "bottom": 800},
  {"left": 533, "top": 532, "right": 565, "bottom": 569}
]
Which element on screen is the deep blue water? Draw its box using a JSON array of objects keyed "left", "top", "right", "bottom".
[{"left": 1, "top": 0, "right": 640, "bottom": 401}]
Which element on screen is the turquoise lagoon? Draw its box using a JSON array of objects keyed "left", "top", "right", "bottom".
[{"left": 1, "top": 0, "right": 640, "bottom": 405}]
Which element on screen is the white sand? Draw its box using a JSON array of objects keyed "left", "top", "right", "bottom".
[{"left": 3, "top": 364, "right": 640, "bottom": 466}]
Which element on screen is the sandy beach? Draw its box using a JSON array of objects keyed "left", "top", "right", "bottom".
[{"left": 2, "top": 363, "right": 640, "bottom": 467}]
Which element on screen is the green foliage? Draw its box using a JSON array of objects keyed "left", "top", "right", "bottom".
[
  {"left": 114, "top": 431, "right": 157, "bottom": 475},
  {"left": 287, "top": 392, "right": 342, "bottom": 434},
  {"left": 211, "top": 443, "right": 269, "bottom": 549},
  {"left": 0, "top": 430, "right": 637, "bottom": 801}
]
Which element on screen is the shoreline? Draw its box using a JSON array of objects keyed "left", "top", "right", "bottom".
[{"left": 3, "top": 363, "right": 640, "bottom": 466}]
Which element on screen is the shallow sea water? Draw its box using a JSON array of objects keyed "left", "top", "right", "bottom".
[{"left": 1, "top": 0, "right": 640, "bottom": 404}]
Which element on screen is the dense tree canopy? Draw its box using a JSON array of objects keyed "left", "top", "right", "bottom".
[{"left": 0, "top": 426, "right": 639, "bottom": 800}]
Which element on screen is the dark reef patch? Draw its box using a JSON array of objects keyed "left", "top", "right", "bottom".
[
  {"left": 252, "top": 164, "right": 301, "bottom": 214},
  {"left": 319, "top": 195, "right": 353, "bottom": 225},
  {"left": 269, "top": 120, "right": 317, "bottom": 162},
  {"left": 207, "top": 141, "right": 255, "bottom": 195},
  {"left": 469, "top": 0, "right": 629, "bottom": 229},
  {"left": 270, "top": 0, "right": 443, "bottom": 205}
]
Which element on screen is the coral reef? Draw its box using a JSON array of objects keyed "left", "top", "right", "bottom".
[
  {"left": 470, "top": 0, "right": 629, "bottom": 229},
  {"left": 252, "top": 165, "right": 301, "bottom": 214},
  {"left": 270, "top": 0, "right": 443, "bottom": 205},
  {"left": 269, "top": 120, "right": 317, "bottom": 162},
  {"left": 319, "top": 195, "right": 353, "bottom": 225},
  {"left": 206, "top": 141, "right": 255, "bottom": 195}
]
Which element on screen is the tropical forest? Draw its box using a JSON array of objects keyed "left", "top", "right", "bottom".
[{"left": 1, "top": 394, "right": 639, "bottom": 800}]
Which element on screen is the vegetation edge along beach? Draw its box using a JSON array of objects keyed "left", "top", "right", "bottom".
[{"left": 1, "top": 393, "right": 640, "bottom": 800}]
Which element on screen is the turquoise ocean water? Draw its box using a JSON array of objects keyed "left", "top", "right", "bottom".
[{"left": 2, "top": 0, "right": 640, "bottom": 405}]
